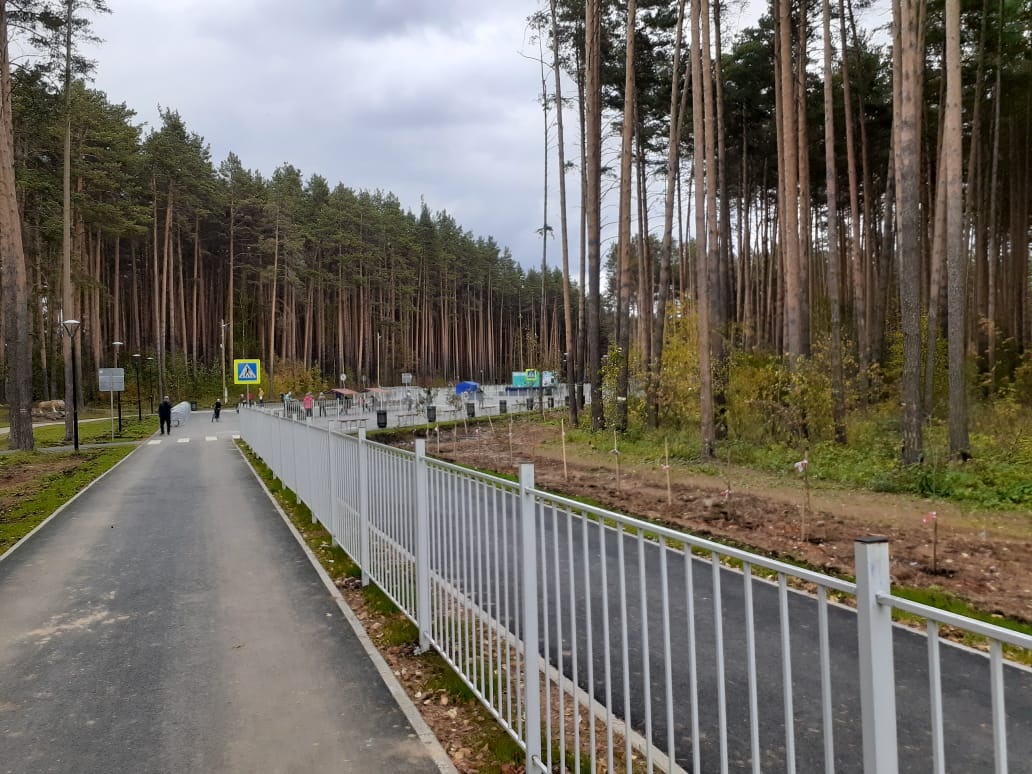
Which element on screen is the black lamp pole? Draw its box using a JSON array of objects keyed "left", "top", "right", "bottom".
[
  {"left": 132, "top": 354, "right": 142, "bottom": 421},
  {"left": 113, "top": 341, "right": 123, "bottom": 434},
  {"left": 146, "top": 357, "right": 154, "bottom": 414},
  {"left": 63, "top": 319, "right": 80, "bottom": 452}
]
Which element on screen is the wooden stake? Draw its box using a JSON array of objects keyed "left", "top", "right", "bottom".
[
  {"left": 611, "top": 430, "right": 621, "bottom": 490},
  {"left": 664, "top": 438, "right": 672, "bottom": 504},
  {"left": 561, "top": 417, "right": 568, "bottom": 481}
]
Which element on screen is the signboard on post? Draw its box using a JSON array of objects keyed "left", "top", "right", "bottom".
[
  {"left": 234, "top": 359, "right": 261, "bottom": 385},
  {"left": 98, "top": 368, "right": 125, "bottom": 392},
  {"left": 401, "top": 372, "right": 413, "bottom": 385}
]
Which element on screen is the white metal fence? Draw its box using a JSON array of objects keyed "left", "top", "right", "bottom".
[{"left": 240, "top": 408, "right": 1032, "bottom": 773}]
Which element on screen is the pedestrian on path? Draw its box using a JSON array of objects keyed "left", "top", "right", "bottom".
[
  {"left": 303, "top": 392, "right": 314, "bottom": 420},
  {"left": 212, "top": 399, "right": 221, "bottom": 422},
  {"left": 159, "top": 396, "right": 172, "bottom": 435}
]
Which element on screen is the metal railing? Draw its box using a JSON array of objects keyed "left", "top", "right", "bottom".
[{"left": 240, "top": 408, "right": 1032, "bottom": 773}]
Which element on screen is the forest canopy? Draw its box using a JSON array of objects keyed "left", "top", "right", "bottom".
[{"left": 1, "top": 0, "right": 1031, "bottom": 465}]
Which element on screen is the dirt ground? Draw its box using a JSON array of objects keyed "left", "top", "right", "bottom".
[{"left": 415, "top": 419, "right": 1032, "bottom": 625}]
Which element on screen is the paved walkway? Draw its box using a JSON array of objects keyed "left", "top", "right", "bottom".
[{"left": 0, "top": 410, "right": 455, "bottom": 774}]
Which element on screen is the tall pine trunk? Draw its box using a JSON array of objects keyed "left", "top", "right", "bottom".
[{"left": 0, "top": 0, "right": 33, "bottom": 450}]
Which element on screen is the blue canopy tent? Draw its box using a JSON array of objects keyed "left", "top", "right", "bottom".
[{"left": 455, "top": 381, "right": 479, "bottom": 396}]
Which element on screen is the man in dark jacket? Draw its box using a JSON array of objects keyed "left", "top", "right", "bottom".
[{"left": 159, "top": 396, "right": 172, "bottom": 435}]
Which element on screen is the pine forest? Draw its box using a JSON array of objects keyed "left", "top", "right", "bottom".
[{"left": 1, "top": 0, "right": 1031, "bottom": 474}]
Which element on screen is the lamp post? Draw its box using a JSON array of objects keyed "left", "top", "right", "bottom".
[
  {"left": 219, "top": 319, "right": 228, "bottom": 404},
  {"left": 112, "top": 341, "right": 123, "bottom": 436},
  {"left": 62, "top": 319, "right": 80, "bottom": 452},
  {"left": 132, "top": 354, "right": 142, "bottom": 421},
  {"left": 146, "top": 356, "right": 154, "bottom": 414},
  {"left": 376, "top": 332, "right": 381, "bottom": 387}
]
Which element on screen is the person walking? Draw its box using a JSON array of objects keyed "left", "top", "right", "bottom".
[
  {"left": 258, "top": 388, "right": 264, "bottom": 406},
  {"left": 303, "top": 392, "right": 314, "bottom": 420},
  {"left": 159, "top": 396, "right": 172, "bottom": 435},
  {"left": 212, "top": 399, "right": 222, "bottom": 422}
]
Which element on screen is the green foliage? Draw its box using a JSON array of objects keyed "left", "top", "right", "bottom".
[
  {"left": 1009, "top": 354, "right": 1032, "bottom": 407},
  {"left": 266, "top": 360, "right": 328, "bottom": 401},
  {"left": 599, "top": 342, "right": 647, "bottom": 429},
  {"left": 656, "top": 304, "right": 700, "bottom": 428},
  {"left": 722, "top": 351, "right": 834, "bottom": 445}
]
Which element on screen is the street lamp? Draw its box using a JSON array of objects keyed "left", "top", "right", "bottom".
[
  {"left": 112, "top": 341, "right": 123, "bottom": 436},
  {"left": 146, "top": 356, "right": 154, "bottom": 414},
  {"left": 132, "top": 354, "right": 142, "bottom": 421},
  {"left": 62, "top": 319, "right": 80, "bottom": 452},
  {"left": 220, "top": 319, "right": 229, "bottom": 404},
  {"left": 376, "top": 332, "right": 382, "bottom": 387}
]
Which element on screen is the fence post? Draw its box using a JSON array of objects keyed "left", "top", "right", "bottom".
[
  {"left": 519, "top": 463, "right": 542, "bottom": 771},
  {"left": 855, "top": 536, "right": 898, "bottom": 774},
  {"left": 415, "top": 439, "right": 431, "bottom": 653},
  {"left": 309, "top": 423, "right": 318, "bottom": 523},
  {"left": 326, "top": 424, "right": 337, "bottom": 544},
  {"left": 358, "top": 429, "right": 370, "bottom": 586}
]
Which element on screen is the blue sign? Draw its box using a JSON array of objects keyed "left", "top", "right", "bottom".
[{"left": 234, "top": 359, "right": 261, "bottom": 384}]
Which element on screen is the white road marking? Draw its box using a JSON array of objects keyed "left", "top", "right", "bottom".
[
  {"left": 147, "top": 440, "right": 161, "bottom": 445},
  {"left": 206, "top": 436, "right": 217, "bottom": 442},
  {"left": 232, "top": 434, "right": 240, "bottom": 439},
  {"left": 177, "top": 438, "right": 190, "bottom": 443}
]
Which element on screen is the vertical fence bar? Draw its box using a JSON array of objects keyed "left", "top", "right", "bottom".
[
  {"left": 539, "top": 503, "right": 553, "bottom": 770},
  {"left": 778, "top": 574, "right": 796, "bottom": 774},
  {"left": 855, "top": 537, "right": 898, "bottom": 774},
  {"left": 926, "top": 621, "right": 945, "bottom": 774},
  {"left": 567, "top": 508, "right": 582, "bottom": 774},
  {"left": 617, "top": 524, "right": 632, "bottom": 771},
  {"left": 358, "top": 429, "right": 370, "bottom": 586},
  {"left": 660, "top": 543, "right": 675, "bottom": 770},
  {"left": 519, "top": 464, "right": 541, "bottom": 771},
  {"left": 685, "top": 548, "right": 701, "bottom": 774},
  {"left": 818, "top": 586, "right": 834, "bottom": 774},
  {"left": 582, "top": 513, "right": 598, "bottom": 772},
  {"left": 990, "top": 640, "right": 1008, "bottom": 774},
  {"left": 637, "top": 531, "right": 654, "bottom": 773},
  {"left": 415, "top": 440, "right": 430, "bottom": 652},
  {"left": 743, "top": 563, "right": 761, "bottom": 774},
  {"left": 712, "top": 553, "right": 729, "bottom": 774}
]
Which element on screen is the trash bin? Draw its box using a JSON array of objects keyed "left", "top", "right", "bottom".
[
  {"left": 376, "top": 410, "right": 388, "bottom": 428},
  {"left": 466, "top": 402, "right": 475, "bottom": 418},
  {"left": 190, "top": 401, "right": 198, "bottom": 411},
  {"left": 499, "top": 400, "right": 507, "bottom": 414},
  {"left": 426, "top": 405, "right": 437, "bottom": 422}
]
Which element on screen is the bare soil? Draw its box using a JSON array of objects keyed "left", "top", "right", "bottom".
[{"left": 417, "top": 419, "right": 1032, "bottom": 625}]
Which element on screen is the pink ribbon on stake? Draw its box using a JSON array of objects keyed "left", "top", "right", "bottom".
[
  {"left": 793, "top": 459, "right": 809, "bottom": 474},
  {"left": 924, "top": 511, "right": 937, "bottom": 524}
]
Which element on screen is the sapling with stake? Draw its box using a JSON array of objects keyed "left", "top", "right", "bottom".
[{"left": 794, "top": 452, "right": 811, "bottom": 541}]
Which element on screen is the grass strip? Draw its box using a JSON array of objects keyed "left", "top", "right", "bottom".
[{"left": 0, "top": 447, "right": 134, "bottom": 554}]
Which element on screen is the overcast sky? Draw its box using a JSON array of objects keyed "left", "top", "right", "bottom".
[
  {"left": 80, "top": 1, "right": 809, "bottom": 273},
  {"left": 82, "top": 0, "right": 555, "bottom": 269}
]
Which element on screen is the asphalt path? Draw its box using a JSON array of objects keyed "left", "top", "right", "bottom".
[{"left": 0, "top": 410, "right": 452, "bottom": 774}]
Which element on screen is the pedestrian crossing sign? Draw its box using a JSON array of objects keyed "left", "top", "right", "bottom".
[{"left": 234, "top": 359, "right": 261, "bottom": 384}]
